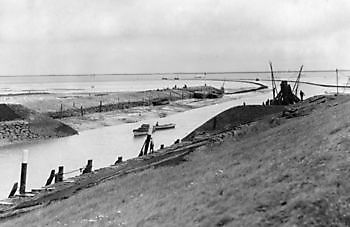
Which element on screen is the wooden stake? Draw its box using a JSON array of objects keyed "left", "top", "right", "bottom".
[
  {"left": 8, "top": 182, "right": 18, "bottom": 198},
  {"left": 60, "top": 103, "right": 63, "bottom": 119},
  {"left": 45, "top": 169, "right": 55, "bottom": 186},
  {"left": 19, "top": 150, "right": 28, "bottom": 194},
  {"left": 55, "top": 166, "right": 64, "bottom": 183},
  {"left": 336, "top": 69, "right": 339, "bottom": 95},
  {"left": 82, "top": 160, "right": 93, "bottom": 174}
]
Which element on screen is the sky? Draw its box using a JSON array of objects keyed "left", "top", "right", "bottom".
[{"left": 0, "top": 0, "right": 349, "bottom": 75}]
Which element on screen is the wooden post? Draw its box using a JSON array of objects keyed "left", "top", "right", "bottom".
[
  {"left": 160, "top": 144, "right": 164, "bottom": 149},
  {"left": 58, "top": 166, "right": 64, "bottom": 182},
  {"left": 82, "top": 159, "right": 93, "bottom": 174},
  {"left": 60, "top": 103, "right": 63, "bottom": 119},
  {"left": 99, "top": 101, "right": 102, "bottom": 112},
  {"left": 143, "top": 134, "right": 152, "bottom": 156},
  {"left": 8, "top": 182, "right": 18, "bottom": 198},
  {"left": 45, "top": 169, "right": 55, "bottom": 186},
  {"left": 336, "top": 69, "right": 339, "bottom": 95},
  {"left": 55, "top": 166, "right": 64, "bottom": 183},
  {"left": 19, "top": 149, "right": 28, "bottom": 194},
  {"left": 80, "top": 106, "right": 84, "bottom": 116}
]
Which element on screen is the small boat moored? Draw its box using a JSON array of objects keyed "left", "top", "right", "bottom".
[
  {"left": 152, "top": 123, "right": 176, "bottom": 132},
  {"left": 133, "top": 124, "right": 150, "bottom": 136}
]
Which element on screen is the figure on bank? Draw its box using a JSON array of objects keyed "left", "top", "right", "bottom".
[{"left": 300, "top": 90, "right": 305, "bottom": 101}]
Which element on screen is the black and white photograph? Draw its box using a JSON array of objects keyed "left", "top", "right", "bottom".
[{"left": 0, "top": 0, "right": 349, "bottom": 226}]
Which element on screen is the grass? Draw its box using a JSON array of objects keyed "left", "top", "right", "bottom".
[{"left": 2, "top": 95, "right": 350, "bottom": 226}]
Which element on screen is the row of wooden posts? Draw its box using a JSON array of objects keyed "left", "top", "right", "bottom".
[
  {"left": 58, "top": 90, "right": 188, "bottom": 119},
  {"left": 8, "top": 150, "right": 123, "bottom": 198}
]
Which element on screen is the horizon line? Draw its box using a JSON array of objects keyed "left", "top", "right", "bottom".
[{"left": 0, "top": 69, "right": 349, "bottom": 77}]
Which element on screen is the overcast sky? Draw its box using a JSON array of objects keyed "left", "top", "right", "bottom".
[{"left": 0, "top": 0, "right": 349, "bottom": 75}]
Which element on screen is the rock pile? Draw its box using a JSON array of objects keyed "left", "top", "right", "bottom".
[{"left": 0, "top": 104, "right": 78, "bottom": 146}]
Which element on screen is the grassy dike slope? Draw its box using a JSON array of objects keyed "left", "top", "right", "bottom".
[{"left": 2, "top": 95, "right": 350, "bottom": 226}]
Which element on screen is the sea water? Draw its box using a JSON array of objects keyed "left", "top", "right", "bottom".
[{"left": 0, "top": 71, "right": 347, "bottom": 94}]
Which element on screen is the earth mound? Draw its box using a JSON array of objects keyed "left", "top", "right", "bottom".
[{"left": 0, "top": 103, "right": 78, "bottom": 146}]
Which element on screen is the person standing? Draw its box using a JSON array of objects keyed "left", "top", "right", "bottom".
[{"left": 300, "top": 90, "right": 305, "bottom": 101}]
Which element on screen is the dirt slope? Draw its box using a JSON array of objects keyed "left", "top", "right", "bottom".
[
  {"left": 1, "top": 94, "right": 350, "bottom": 226},
  {"left": 0, "top": 104, "right": 77, "bottom": 146}
]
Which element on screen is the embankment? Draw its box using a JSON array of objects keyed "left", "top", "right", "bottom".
[
  {"left": 183, "top": 104, "right": 285, "bottom": 140},
  {"left": 4, "top": 95, "right": 347, "bottom": 226},
  {"left": 0, "top": 104, "right": 77, "bottom": 146}
]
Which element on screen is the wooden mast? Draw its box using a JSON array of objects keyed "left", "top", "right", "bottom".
[
  {"left": 269, "top": 62, "right": 277, "bottom": 100},
  {"left": 292, "top": 65, "right": 303, "bottom": 95}
]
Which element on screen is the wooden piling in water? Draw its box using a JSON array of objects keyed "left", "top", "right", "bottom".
[
  {"left": 144, "top": 134, "right": 152, "bottom": 156},
  {"left": 55, "top": 166, "right": 64, "bottom": 183},
  {"left": 45, "top": 169, "right": 55, "bottom": 186},
  {"left": 80, "top": 106, "right": 84, "bottom": 116},
  {"left": 99, "top": 101, "right": 102, "bottom": 112},
  {"left": 19, "top": 150, "right": 28, "bottom": 194},
  {"left": 19, "top": 163, "right": 27, "bottom": 194},
  {"left": 82, "top": 160, "right": 93, "bottom": 174},
  {"left": 8, "top": 182, "right": 18, "bottom": 198}
]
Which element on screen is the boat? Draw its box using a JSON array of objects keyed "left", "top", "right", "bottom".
[
  {"left": 153, "top": 123, "right": 176, "bottom": 132},
  {"left": 133, "top": 124, "right": 150, "bottom": 136},
  {"left": 152, "top": 98, "right": 170, "bottom": 106}
]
